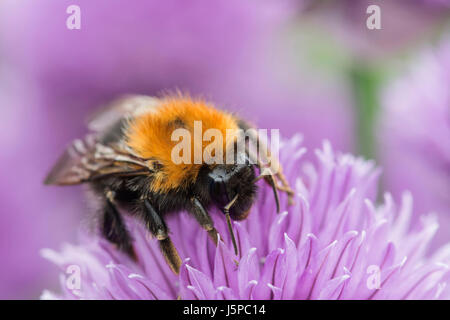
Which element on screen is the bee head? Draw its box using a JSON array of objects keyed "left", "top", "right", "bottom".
[{"left": 207, "top": 162, "right": 256, "bottom": 220}]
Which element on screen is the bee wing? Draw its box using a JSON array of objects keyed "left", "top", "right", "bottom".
[
  {"left": 44, "top": 135, "right": 154, "bottom": 185},
  {"left": 87, "top": 95, "right": 160, "bottom": 132}
]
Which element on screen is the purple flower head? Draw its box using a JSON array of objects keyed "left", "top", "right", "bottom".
[
  {"left": 42, "top": 137, "right": 450, "bottom": 299},
  {"left": 379, "top": 37, "right": 450, "bottom": 250}
]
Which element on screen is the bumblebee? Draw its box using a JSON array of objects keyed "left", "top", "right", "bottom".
[{"left": 45, "top": 94, "right": 294, "bottom": 274}]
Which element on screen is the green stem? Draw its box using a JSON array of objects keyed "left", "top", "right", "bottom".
[{"left": 350, "top": 64, "right": 381, "bottom": 160}]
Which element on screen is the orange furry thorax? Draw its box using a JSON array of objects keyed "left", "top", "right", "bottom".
[{"left": 125, "top": 96, "right": 239, "bottom": 192}]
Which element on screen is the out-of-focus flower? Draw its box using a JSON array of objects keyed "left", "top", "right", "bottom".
[
  {"left": 422, "top": 0, "right": 450, "bottom": 7},
  {"left": 0, "top": 0, "right": 297, "bottom": 101},
  {"left": 379, "top": 38, "right": 450, "bottom": 250},
  {"left": 42, "top": 138, "right": 450, "bottom": 300},
  {"left": 0, "top": 68, "right": 82, "bottom": 299},
  {"left": 301, "top": 0, "right": 450, "bottom": 60}
]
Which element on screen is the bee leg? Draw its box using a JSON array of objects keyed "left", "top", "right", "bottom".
[
  {"left": 190, "top": 197, "right": 220, "bottom": 246},
  {"left": 102, "top": 192, "right": 136, "bottom": 260},
  {"left": 272, "top": 165, "right": 295, "bottom": 205},
  {"left": 143, "top": 199, "right": 182, "bottom": 275},
  {"left": 246, "top": 140, "right": 295, "bottom": 206},
  {"left": 266, "top": 165, "right": 295, "bottom": 206}
]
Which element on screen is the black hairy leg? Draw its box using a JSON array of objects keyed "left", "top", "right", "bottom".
[
  {"left": 101, "top": 191, "right": 136, "bottom": 260},
  {"left": 190, "top": 197, "right": 220, "bottom": 246},
  {"left": 142, "top": 199, "right": 182, "bottom": 275}
]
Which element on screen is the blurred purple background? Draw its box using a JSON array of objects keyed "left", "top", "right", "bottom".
[{"left": 0, "top": 0, "right": 448, "bottom": 299}]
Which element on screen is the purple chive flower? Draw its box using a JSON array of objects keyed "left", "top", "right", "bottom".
[
  {"left": 42, "top": 137, "right": 450, "bottom": 300},
  {"left": 379, "top": 37, "right": 450, "bottom": 251}
]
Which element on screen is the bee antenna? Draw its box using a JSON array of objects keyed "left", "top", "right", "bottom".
[
  {"left": 266, "top": 174, "right": 281, "bottom": 214},
  {"left": 223, "top": 194, "right": 239, "bottom": 256}
]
